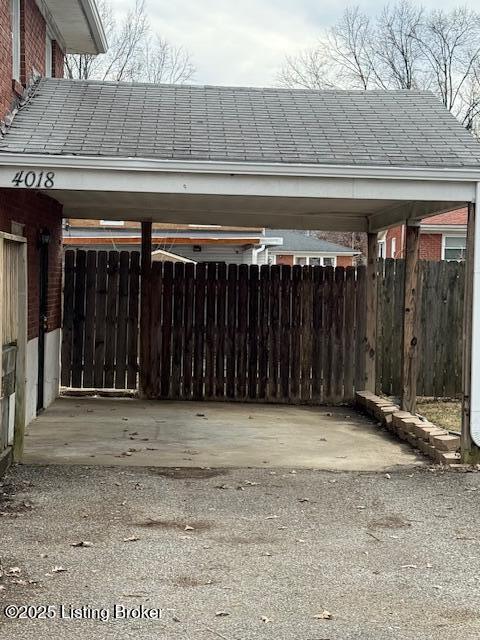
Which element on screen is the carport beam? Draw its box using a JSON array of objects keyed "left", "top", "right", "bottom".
[
  {"left": 139, "top": 221, "right": 152, "bottom": 398},
  {"left": 401, "top": 223, "right": 421, "bottom": 414}
]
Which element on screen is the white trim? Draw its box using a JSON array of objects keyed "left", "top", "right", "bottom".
[
  {"left": 421, "top": 224, "right": 467, "bottom": 233},
  {"left": 441, "top": 233, "right": 467, "bottom": 261},
  {"left": 391, "top": 237, "right": 397, "bottom": 258},
  {"left": 293, "top": 255, "right": 337, "bottom": 267},
  {"left": 10, "top": 0, "right": 21, "bottom": 81},
  {"left": 79, "top": 0, "right": 108, "bottom": 53},
  {"left": 471, "top": 183, "right": 480, "bottom": 445},
  {"left": 0, "top": 152, "right": 480, "bottom": 182},
  {"left": 270, "top": 249, "right": 357, "bottom": 257},
  {"left": 45, "top": 30, "right": 53, "bottom": 78}
]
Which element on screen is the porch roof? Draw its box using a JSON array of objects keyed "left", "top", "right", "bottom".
[{"left": 0, "top": 79, "right": 479, "bottom": 232}]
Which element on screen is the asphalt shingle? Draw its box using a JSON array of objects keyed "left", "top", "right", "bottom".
[{"left": 2, "top": 78, "right": 480, "bottom": 168}]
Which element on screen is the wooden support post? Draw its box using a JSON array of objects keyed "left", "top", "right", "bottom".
[
  {"left": 364, "top": 232, "right": 378, "bottom": 392},
  {"left": 13, "top": 240, "right": 27, "bottom": 461},
  {"left": 401, "top": 223, "right": 421, "bottom": 414},
  {"left": 461, "top": 202, "right": 480, "bottom": 462},
  {"left": 139, "top": 221, "right": 152, "bottom": 398}
]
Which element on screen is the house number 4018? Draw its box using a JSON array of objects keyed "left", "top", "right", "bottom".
[{"left": 11, "top": 170, "right": 55, "bottom": 189}]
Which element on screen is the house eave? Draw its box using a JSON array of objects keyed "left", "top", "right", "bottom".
[{"left": 38, "top": 0, "right": 107, "bottom": 55}]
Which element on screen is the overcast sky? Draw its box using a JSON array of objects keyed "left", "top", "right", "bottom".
[{"left": 116, "top": 0, "right": 475, "bottom": 87}]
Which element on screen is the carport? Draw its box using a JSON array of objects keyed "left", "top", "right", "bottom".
[{"left": 1, "top": 79, "right": 480, "bottom": 465}]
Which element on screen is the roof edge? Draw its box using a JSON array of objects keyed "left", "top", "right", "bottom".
[
  {"left": 79, "top": 0, "right": 108, "bottom": 54},
  {"left": 0, "top": 153, "right": 480, "bottom": 182}
]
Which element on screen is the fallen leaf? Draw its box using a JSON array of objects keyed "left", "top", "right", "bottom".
[
  {"left": 314, "top": 610, "right": 333, "bottom": 620},
  {"left": 7, "top": 567, "right": 20, "bottom": 575},
  {"left": 261, "top": 616, "right": 272, "bottom": 623},
  {"left": 52, "top": 566, "right": 68, "bottom": 573},
  {"left": 266, "top": 515, "right": 279, "bottom": 520},
  {"left": 123, "top": 536, "right": 140, "bottom": 542},
  {"left": 71, "top": 541, "right": 93, "bottom": 548},
  {"left": 385, "top": 473, "right": 391, "bottom": 479},
  {"left": 184, "top": 525, "right": 195, "bottom": 531},
  {"left": 401, "top": 564, "right": 418, "bottom": 569},
  {"left": 215, "top": 611, "right": 229, "bottom": 617}
]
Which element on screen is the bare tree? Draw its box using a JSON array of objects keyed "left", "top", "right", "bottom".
[
  {"left": 278, "top": 45, "right": 334, "bottom": 90},
  {"left": 374, "top": 1, "right": 424, "bottom": 89},
  {"left": 278, "top": 2, "right": 480, "bottom": 131},
  {"left": 328, "top": 6, "right": 374, "bottom": 90},
  {"left": 142, "top": 37, "right": 195, "bottom": 84},
  {"left": 65, "top": 0, "right": 195, "bottom": 84}
]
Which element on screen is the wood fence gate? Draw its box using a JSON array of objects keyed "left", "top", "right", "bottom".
[
  {"left": 61, "top": 250, "right": 140, "bottom": 389},
  {"left": 142, "top": 261, "right": 367, "bottom": 403}
]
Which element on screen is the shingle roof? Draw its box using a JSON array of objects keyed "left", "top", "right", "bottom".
[
  {"left": 266, "top": 229, "right": 357, "bottom": 253},
  {"left": 2, "top": 78, "right": 480, "bottom": 168}
]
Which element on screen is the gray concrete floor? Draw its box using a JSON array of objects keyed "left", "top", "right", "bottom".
[
  {"left": 23, "top": 397, "right": 423, "bottom": 471},
  {"left": 1, "top": 464, "right": 479, "bottom": 639}
]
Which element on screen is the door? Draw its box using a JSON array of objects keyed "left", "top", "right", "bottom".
[{"left": 37, "top": 229, "right": 50, "bottom": 412}]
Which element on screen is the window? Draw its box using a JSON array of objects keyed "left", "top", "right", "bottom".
[
  {"left": 443, "top": 235, "right": 467, "bottom": 261},
  {"left": 45, "top": 32, "right": 53, "bottom": 77},
  {"left": 10, "top": 0, "right": 20, "bottom": 81},
  {"left": 293, "top": 255, "right": 336, "bottom": 267},
  {"left": 391, "top": 238, "right": 397, "bottom": 258},
  {"left": 100, "top": 220, "right": 124, "bottom": 226}
]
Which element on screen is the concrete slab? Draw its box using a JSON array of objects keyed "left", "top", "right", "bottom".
[{"left": 23, "top": 398, "right": 424, "bottom": 471}]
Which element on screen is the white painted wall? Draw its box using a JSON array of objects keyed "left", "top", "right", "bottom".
[
  {"left": 25, "top": 329, "right": 60, "bottom": 427},
  {"left": 170, "top": 244, "right": 269, "bottom": 265},
  {"left": 26, "top": 338, "right": 39, "bottom": 426},
  {"left": 44, "top": 329, "right": 61, "bottom": 408}
]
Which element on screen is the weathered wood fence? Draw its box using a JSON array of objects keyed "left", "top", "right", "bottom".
[
  {"left": 376, "top": 258, "right": 464, "bottom": 398},
  {"left": 61, "top": 250, "right": 465, "bottom": 400},
  {"left": 142, "top": 260, "right": 366, "bottom": 403},
  {"left": 61, "top": 250, "right": 140, "bottom": 389}
]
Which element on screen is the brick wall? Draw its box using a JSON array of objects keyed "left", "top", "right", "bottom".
[
  {"left": 20, "top": 0, "right": 45, "bottom": 83},
  {"left": 419, "top": 233, "right": 442, "bottom": 260},
  {"left": 0, "top": 0, "right": 65, "bottom": 121},
  {"left": 275, "top": 254, "right": 294, "bottom": 266},
  {"left": 386, "top": 226, "right": 443, "bottom": 261},
  {"left": 0, "top": 190, "right": 63, "bottom": 340},
  {"left": 0, "top": 0, "right": 13, "bottom": 118}
]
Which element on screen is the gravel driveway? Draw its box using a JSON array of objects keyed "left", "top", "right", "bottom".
[{"left": 0, "top": 463, "right": 479, "bottom": 639}]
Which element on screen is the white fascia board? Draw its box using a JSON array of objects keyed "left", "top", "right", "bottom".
[
  {"left": 270, "top": 249, "right": 358, "bottom": 257},
  {"left": 420, "top": 224, "right": 467, "bottom": 234},
  {"left": 1, "top": 153, "right": 480, "bottom": 181},
  {"left": 79, "top": 0, "right": 108, "bottom": 53},
  {"left": 0, "top": 154, "right": 476, "bottom": 203}
]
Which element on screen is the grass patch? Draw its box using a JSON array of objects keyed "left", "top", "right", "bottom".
[{"left": 417, "top": 400, "right": 461, "bottom": 433}]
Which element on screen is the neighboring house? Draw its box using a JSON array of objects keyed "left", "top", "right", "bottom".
[
  {"left": 0, "top": 1, "right": 106, "bottom": 425},
  {"left": 381, "top": 208, "right": 467, "bottom": 261},
  {"left": 64, "top": 220, "right": 358, "bottom": 266},
  {"left": 266, "top": 229, "right": 360, "bottom": 267}
]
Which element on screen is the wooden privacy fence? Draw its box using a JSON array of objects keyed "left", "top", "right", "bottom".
[
  {"left": 61, "top": 250, "right": 140, "bottom": 389},
  {"left": 142, "top": 261, "right": 367, "bottom": 403},
  {"left": 61, "top": 250, "right": 465, "bottom": 400},
  {"left": 376, "top": 258, "right": 464, "bottom": 398}
]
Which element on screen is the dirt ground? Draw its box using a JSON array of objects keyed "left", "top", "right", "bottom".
[{"left": 1, "top": 463, "right": 480, "bottom": 640}]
